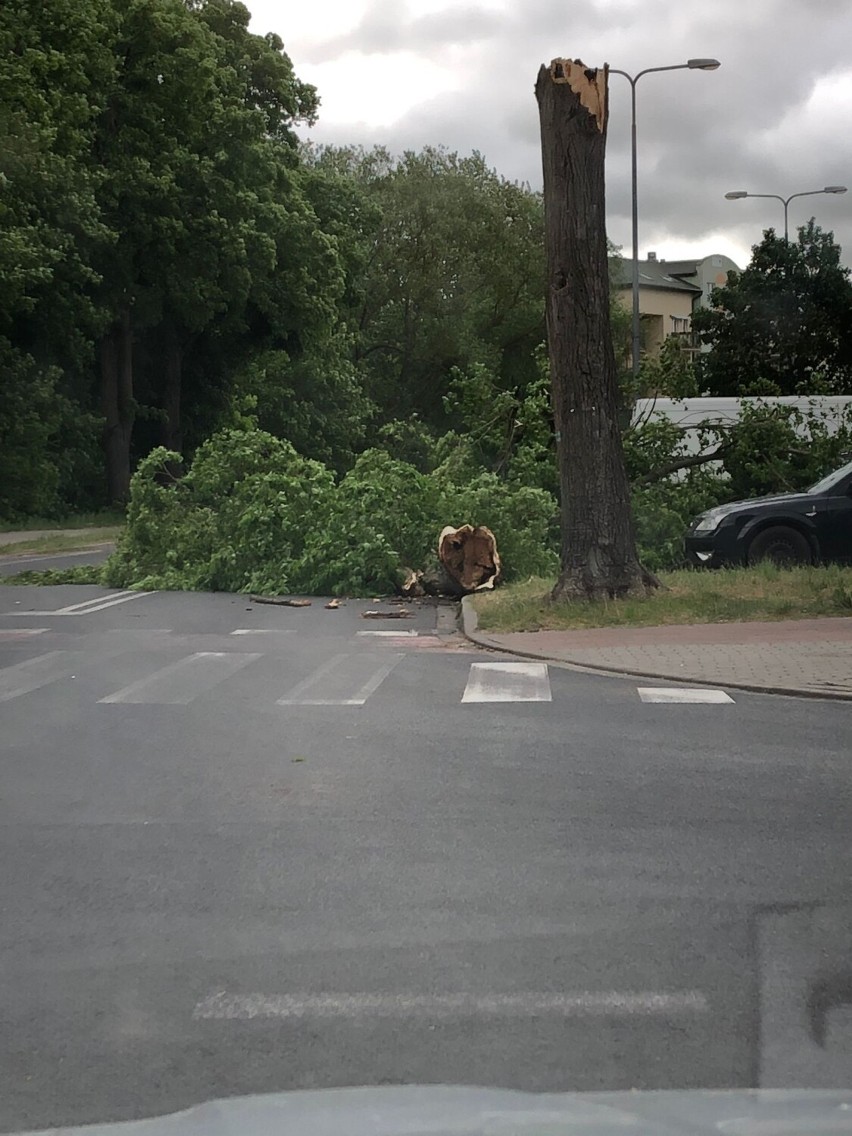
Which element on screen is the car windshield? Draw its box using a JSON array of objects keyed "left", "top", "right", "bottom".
[{"left": 807, "top": 458, "right": 852, "bottom": 495}]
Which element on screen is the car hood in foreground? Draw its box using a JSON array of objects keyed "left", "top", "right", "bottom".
[{"left": 24, "top": 1085, "right": 852, "bottom": 1136}]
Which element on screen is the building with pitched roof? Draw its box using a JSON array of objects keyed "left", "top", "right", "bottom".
[{"left": 612, "top": 252, "right": 740, "bottom": 361}]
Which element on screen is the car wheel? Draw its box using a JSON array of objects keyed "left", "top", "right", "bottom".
[{"left": 746, "top": 525, "right": 812, "bottom": 568}]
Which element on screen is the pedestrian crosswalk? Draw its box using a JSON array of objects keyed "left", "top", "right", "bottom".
[
  {"left": 98, "top": 651, "right": 261, "bottom": 705},
  {"left": 0, "top": 642, "right": 738, "bottom": 709}
]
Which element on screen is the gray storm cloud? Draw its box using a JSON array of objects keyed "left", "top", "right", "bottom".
[{"left": 279, "top": 0, "right": 852, "bottom": 262}]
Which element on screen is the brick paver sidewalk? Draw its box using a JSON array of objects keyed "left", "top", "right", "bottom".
[{"left": 463, "top": 608, "right": 852, "bottom": 698}]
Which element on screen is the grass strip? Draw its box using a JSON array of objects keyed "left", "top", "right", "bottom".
[{"left": 473, "top": 564, "right": 852, "bottom": 633}]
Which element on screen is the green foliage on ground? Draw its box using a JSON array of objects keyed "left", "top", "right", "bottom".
[
  {"left": 3, "top": 566, "right": 105, "bottom": 586},
  {"left": 100, "top": 426, "right": 559, "bottom": 596},
  {"left": 473, "top": 563, "right": 852, "bottom": 633}
]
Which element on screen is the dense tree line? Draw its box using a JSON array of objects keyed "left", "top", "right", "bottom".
[
  {"left": 2, "top": 0, "right": 325, "bottom": 513},
  {"left": 0, "top": 0, "right": 549, "bottom": 520}
]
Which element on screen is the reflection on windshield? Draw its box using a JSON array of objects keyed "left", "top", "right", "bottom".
[{"left": 808, "top": 460, "right": 852, "bottom": 495}]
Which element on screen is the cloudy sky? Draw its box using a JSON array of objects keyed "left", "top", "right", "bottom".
[{"left": 249, "top": 0, "right": 852, "bottom": 269}]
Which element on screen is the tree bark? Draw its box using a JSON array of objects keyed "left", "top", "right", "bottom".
[
  {"left": 536, "top": 60, "right": 652, "bottom": 600},
  {"left": 100, "top": 306, "right": 135, "bottom": 504},
  {"left": 161, "top": 331, "right": 184, "bottom": 455}
]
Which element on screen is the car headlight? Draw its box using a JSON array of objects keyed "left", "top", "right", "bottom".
[{"left": 693, "top": 509, "right": 728, "bottom": 533}]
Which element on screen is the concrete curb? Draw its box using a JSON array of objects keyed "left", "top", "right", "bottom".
[{"left": 460, "top": 595, "right": 852, "bottom": 702}]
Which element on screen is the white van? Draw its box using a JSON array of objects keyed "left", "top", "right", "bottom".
[{"left": 632, "top": 396, "right": 852, "bottom": 458}]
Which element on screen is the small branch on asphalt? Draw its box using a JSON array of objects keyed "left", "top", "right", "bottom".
[{"left": 249, "top": 595, "right": 312, "bottom": 607}]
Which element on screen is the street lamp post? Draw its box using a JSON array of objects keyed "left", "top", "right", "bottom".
[
  {"left": 725, "top": 186, "right": 847, "bottom": 241},
  {"left": 609, "top": 59, "right": 720, "bottom": 380}
]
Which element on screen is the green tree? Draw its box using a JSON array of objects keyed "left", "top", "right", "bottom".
[
  {"left": 0, "top": 0, "right": 117, "bottom": 517},
  {"left": 694, "top": 221, "right": 852, "bottom": 396},
  {"left": 304, "top": 145, "right": 547, "bottom": 432},
  {"left": 88, "top": 0, "right": 333, "bottom": 502}
]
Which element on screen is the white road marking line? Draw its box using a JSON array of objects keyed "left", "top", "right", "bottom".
[
  {"left": 193, "top": 990, "right": 709, "bottom": 1021},
  {"left": 0, "top": 651, "right": 75, "bottom": 702},
  {"left": 230, "top": 629, "right": 296, "bottom": 635},
  {"left": 277, "top": 652, "right": 405, "bottom": 706},
  {"left": 52, "top": 590, "right": 138, "bottom": 614},
  {"left": 637, "top": 687, "right": 735, "bottom": 704},
  {"left": 0, "top": 629, "right": 49, "bottom": 639},
  {"left": 99, "top": 651, "right": 261, "bottom": 705},
  {"left": 276, "top": 652, "right": 349, "bottom": 703},
  {"left": 62, "top": 591, "right": 155, "bottom": 615},
  {"left": 461, "top": 661, "right": 552, "bottom": 703},
  {"left": 348, "top": 656, "right": 405, "bottom": 704},
  {"left": 357, "top": 629, "right": 418, "bottom": 637},
  {"left": 5, "top": 591, "right": 154, "bottom": 616},
  {"left": 105, "top": 629, "right": 173, "bottom": 635}
]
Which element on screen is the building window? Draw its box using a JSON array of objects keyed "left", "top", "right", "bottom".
[{"left": 671, "top": 316, "right": 690, "bottom": 334}]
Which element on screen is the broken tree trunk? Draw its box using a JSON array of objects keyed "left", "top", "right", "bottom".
[
  {"left": 422, "top": 525, "right": 501, "bottom": 597},
  {"left": 535, "top": 60, "right": 653, "bottom": 601}
]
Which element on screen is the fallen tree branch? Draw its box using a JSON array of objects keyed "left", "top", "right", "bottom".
[
  {"left": 249, "top": 595, "right": 312, "bottom": 607},
  {"left": 632, "top": 445, "right": 731, "bottom": 487},
  {"left": 632, "top": 439, "right": 825, "bottom": 488}
]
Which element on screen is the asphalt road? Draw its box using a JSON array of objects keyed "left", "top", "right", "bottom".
[{"left": 1, "top": 583, "right": 851, "bottom": 1132}]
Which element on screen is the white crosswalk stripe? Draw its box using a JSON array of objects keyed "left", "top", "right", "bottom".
[
  {"left": 0, "top": 651, "right": 77, "bottom": 703},
  {"left": 637, "top": 687, "right": 735, "bottom": 704},
  {"left": 230, "top": 629, "right": 296, "bottom": 636},
  {"left": 99, "top": 651, "right": 262, "bottom": 705},
  {"left": 277, "top": 652, "right": 405, "bottom": 705},
  {"left": 462, "top": 661, "right": 552, "bottom": 703}
]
